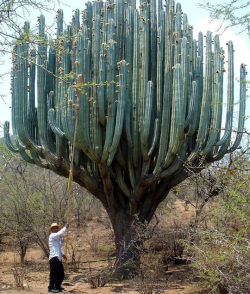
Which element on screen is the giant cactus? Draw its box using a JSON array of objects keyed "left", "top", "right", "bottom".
[{"left": 4, "top": 0, "right": 247, "bottom": 273}]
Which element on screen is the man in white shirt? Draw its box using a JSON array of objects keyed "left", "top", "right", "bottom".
[{"left": 48, "top": 223, "right": 69, "bottom": 293}]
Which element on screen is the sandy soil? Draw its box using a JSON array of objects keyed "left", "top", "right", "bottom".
[{"left": 0, "top": 264, "right": 202, "bottom": 294}]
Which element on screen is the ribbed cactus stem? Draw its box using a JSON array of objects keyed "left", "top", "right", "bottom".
[
  {"left": 230, "top": 64, "right": 247, "bottom": 152},
  {"left": 107, "top": 60, "right": 127, "bottom": 166},
  {"left": 3, "top": 121, "right": 18, "bottom": 153},
  {"left": 141, "top": 81, "right": 153, "bottom": 161},
  {"left": 216, "top": 41, "right": 234, "bottom": 147}
]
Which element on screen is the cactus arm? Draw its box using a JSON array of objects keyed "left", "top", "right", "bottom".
[
  {"left": 28, "top": 49, "right": 37, "bottom": 140},
  {"left": 185, "top": 80, "right": 197, "bottom": 129},
  {"left": 150, "top": 0, "right": 157, "bottom": 86},
  {"left": 192, "top": 38, "right": 197, "bottom": 75},
  {"left": 215, "top": 41, "right": 234, "bottom": 147},
  {"left": 153, "top": 60, "right": 173, "bottom": 174},
  {"left": 202, "top": 36, "right": 224, "bottom": 155},
  {"left": 11, "top": 51, "right": 17, "bottom": 138},
  {"left": 37, "top": 15, "right": 48, "bottom": 149},
  {"left": 174, "top": 11, "right": 182, "bottom": 66},
  {"left": 16, "top": 140, "right": 35, "bottom": 164},
  {"left": 4, "top": 121, "right": 18, "bottom": 153},
  {"left": 18, "top": 149, "right": 35, "bottom": 164},
  {"left": 153, "top": 78, "right": 171, "bottom": 174},
  {"left": 98, "top": 45, "right": 106, "bottom": 127},
  {"left": 116, "top": 0, "right": 126, "bottom": 61},
  {"left": 57, "top": 9, "right": 63, "bottom": 36},
  {"left": 156, "top": 25, "right": 164, "bottom": 126},
  {"left": 35, "top": 16, "right": 58, "bottom": 161},
  {"left": 74, "top": 31, "right": 99, "bottom": 162},
  {"left": 114, "top": 164, "right": 131, "bottom": 198},
  {"left": 160, "top": 155, "right": 183, "bottom": 179},
  {"left": 185, "top": 81, "right": 199, "bottom": 137},
  {"left": 80, "top": 33, "right": 98, "bottom": 161},
  {"left": 85, "top": 2, "right": 93, "bottom": 40},
  {"left": 65, "top": 86, "right": 75, "bottom": 143},
  {"left": 125, "top": 100, "right": 133, "bottom": 148},
  {"left": 183, "top": 13, "right": 188, "bottom": 36},
  {"left": 157, "top": 0, "right": 163, "bottom": 27},
  {"left": 191, "top": 56, "right": 203, "bottom": 133},
  {"left": 180, "top": 37, "right": 189, "bottom": 119},
  {"left": 54, "top": 12, "right": 69, "bottom": 160},
  {"left": 188, "top": 31, "right": 213, "bottom": 162},
  {"left": 101, "top": 39, "right": 116, "bottom": 163},
  {"left": 148, "top": 118, "right": 159, "bottom": 157},
  {"left": 92, "top": 13, "right": 102, "bottom": 159},
  {"left": 72, "top": 9, "right": 80, "bottom": 34},
  {"left": 30, "top": 151, "right": 50, "bottom": 168},
  {"left": 163, "top": 64, "right": 185, "bottom": 169},
  {"left": 160, "top": 141, "right": 187, "bottom": 180},
  {"left": 114, "top": 145, "right": 127, "bottom": 171},
  {"left": 67, "top": 80, "right": 99, "bottom": 164},
  {"left": 14, "top": 40, "right": 42, "bottom": 154},
  {"left": 46, "top": 46, "right": 56, "bottom": 97},
  {"left": 128, "top": 0, "right": 136, "bottom": 9},
  {"left": 131, "top": 11, "right": 140, "bottom": 168},
  {"left": 154, "top": 17, "right": 165, "bottom": 156},
  {"left": 194, "top": 32, "right": 204, "bottom": 129},
  {"left": 55, "top": 9, "right": 63, "bottom": 133},
  {"left": 153, "top": 2, "right": 175, "bottom": 174},
  {"left": 58, "top": 79, "right": 70, "bottom": 157},
  {"left": 124, "top": 6, "right": 133, "bottom": 148},
  {"left": 48, "top": 107, "right": 65, "bottom": 138},
  {"left": 128, "top": 151, "right": 136, "bottom": 189},
  {"left": 108, "top": 60, "right": 126, "bottom": 166},
  {"left": 141, "top": 81, "right": 153, "bottom": 161},
  {"left": 230, "top": 64, "right": 247, "bottom": 152},
  {"left": 141, "top": 160, "right": 151, "bottom": 177},
  {"left": 139, "top": 2, "right": 149, "bottom": 132}
]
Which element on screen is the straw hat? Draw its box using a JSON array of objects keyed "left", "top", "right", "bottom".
[{"left": 49, "top": 223, "right": 61, "bottom": 232}]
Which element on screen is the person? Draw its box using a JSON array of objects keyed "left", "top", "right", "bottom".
[{"left": 48, "top": 222, "right": 69, "bottom": 293}]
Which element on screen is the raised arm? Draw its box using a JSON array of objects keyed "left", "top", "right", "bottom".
[{"left": 50, "top": 224, "right": 69, "bottom": 240}]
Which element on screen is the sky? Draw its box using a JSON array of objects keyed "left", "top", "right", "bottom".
[{"left": 0, "top": 0, "right": 249, "bottom": 136}]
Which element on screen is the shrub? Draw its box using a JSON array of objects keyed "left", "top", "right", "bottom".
[{"left": 191, "top": 156, "right": 250, "bottom": 294}]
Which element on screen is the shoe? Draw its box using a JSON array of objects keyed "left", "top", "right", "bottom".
[
  {"left": 48, "top": 289, "right": 60, "bottom": 293},
  {"left": 59, "top": 287, "right": 65, "bottom": 291}
]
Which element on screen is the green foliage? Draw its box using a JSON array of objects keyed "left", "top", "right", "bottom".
[
  {"left": 0, "top": 0, "right": 57, "bottom": 46},
  {"left": 0, "top": 162, "right": 66, "bottom": 258},
  {"left": 199, "top": 0, "right": 250, "bottom": 36},
  {"left": 0, "top": 146, "right": 102, "bottom": 260},
  {"left": 191, "top": 153, "right": 250, "bottom": 294}
]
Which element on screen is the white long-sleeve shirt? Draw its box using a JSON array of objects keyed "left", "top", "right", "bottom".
[{"left": 49, "top": 226, "right": 66, "bottom": 261}]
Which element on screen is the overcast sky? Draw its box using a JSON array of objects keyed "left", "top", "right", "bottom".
[{"left": 0, "top": 0, "right": 249, "bottom": 136}]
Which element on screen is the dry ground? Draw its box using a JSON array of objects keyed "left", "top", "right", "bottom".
[{"left": 0, "top": 201, "right": 205, "bottom": 293}]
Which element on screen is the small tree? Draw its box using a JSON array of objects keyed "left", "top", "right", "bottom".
[
  {"left": 0, "top": 139, "right": 102, "bottom": 260},
  {"left": 0, "top": 0, "right": 57, "bottom": 47},
  {"left": 191, "top": 150, "right": 250, "bottom": 294},
  {"left": 173, "top": 164, "right": 225, "bottom": 243},
  {"left": 0, "top": 142, "right": 67, "bottom": 259},
  {"left": 198, "top": 0, "right": 250, "bottom": 36}
]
